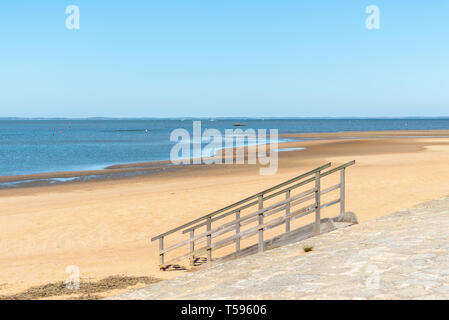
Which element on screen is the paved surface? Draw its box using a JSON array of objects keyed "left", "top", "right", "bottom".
[{"left": 110, "top": 197, "right": 449, "bottom": 299}]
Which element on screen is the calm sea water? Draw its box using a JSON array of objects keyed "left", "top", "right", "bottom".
[{"left": 1, "top": 118, "right": 449, "bottom": 177}]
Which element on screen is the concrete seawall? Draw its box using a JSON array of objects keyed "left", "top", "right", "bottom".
[{"left": 110, "top": 196, "right": 449, "bottom": 300}]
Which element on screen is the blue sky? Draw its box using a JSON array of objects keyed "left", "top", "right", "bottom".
[{"left": 0, "top": 1, "right": 448, "bottom": 118}]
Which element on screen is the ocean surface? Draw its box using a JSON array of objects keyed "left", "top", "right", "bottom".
[{"left": 1, "top": 118, "right": 449, "bottom": 179}]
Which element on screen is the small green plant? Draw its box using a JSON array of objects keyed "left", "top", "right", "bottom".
[{"left": 303, "top": 246, "right": 314, "bottom": 253}]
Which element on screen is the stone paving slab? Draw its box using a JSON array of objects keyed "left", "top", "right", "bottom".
[{"left": 110, "top": 197, "right": 449, "bottom": 299}]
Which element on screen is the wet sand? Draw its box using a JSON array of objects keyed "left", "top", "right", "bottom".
[{"left": 1, "top": 130, "right": 449, "bottom": 298}]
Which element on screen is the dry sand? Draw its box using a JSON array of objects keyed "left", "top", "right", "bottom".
[{"left": 1, "top": 130, "right": 449, "bottom": 298}]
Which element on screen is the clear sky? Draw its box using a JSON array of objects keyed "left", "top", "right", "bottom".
[{"left": 0, "top": 1, "right": 448, "bottom": 118}]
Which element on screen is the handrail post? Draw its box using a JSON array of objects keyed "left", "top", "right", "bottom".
[
  {"left": 285, "top": 190, "right": 291, "bottom": 232},
  {"left": 189, "top": 230, "right": 195, "bottom": 266},
  {"left": 159, "top": 237, "right": 164, "bottom": 266},
  {"left": 314, "top": 171, "right": 321, "bottom": 235},
  {"left": 258, "top": 195, "right": 264, "bottom": 252},
  {"left": 207, "top": 217, "right": 212, "bottom": 264},
  {"left": 340, "top": 168, "right": 346, "bottom": 215},
  {"left": 235, "top": 210, "right": 240, "bottom": 256}
]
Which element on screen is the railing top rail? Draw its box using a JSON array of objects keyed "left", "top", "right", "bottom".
[
  {"left": 151, "top": 162, "right": 332, "bottom": 241},
  {"left": 321, "top": 160, "right": 355, "bottom": 177}
]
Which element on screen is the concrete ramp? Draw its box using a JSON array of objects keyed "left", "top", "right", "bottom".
[{"left": 110, "top": 197, "right": 449, "bottom": 299}]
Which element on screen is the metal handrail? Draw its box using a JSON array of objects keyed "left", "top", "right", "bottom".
[{"left": 151, "top": 161, "right": 355, "bottom": 268}]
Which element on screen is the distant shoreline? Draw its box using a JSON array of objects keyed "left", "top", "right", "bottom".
[{"left": 2, "top": 116, "right": 449, "bottom": 120}]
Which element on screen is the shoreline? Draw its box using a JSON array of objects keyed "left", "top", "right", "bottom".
[{"left": 2, "top": 129, "right": 449, "bottom": 189}]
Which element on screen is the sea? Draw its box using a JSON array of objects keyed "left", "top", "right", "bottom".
[{"left": 1, "top": 118, "right": 448, "bottom": 187}]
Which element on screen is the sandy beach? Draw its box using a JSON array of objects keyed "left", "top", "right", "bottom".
[{"left": 2, "top": 130, "right": 449, "bottom": 299}]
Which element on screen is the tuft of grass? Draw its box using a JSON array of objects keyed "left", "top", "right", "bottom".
[{"left": 303, "top": 246, "right": 314, "bottom": 253}]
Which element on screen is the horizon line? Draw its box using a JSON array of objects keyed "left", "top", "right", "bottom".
[{"left": 2, "top": 116, "right": 449, "bottom": 120}]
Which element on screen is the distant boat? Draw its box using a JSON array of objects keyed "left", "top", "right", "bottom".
[{"left": 232, "top": 123, "right": 247, "bottom": 127}]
